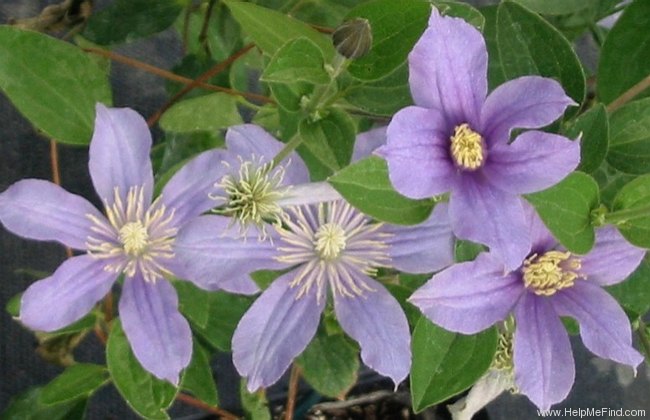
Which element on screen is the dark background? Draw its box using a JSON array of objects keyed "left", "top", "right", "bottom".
[{"left": 1, "top": 1, "right": 648, "bottom": 419}]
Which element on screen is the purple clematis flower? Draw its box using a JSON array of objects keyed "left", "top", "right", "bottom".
[
  {"left": 376, "top": 9, "right": 581, "bottom": 270},
  {"left": 0, "top": 104, "right": 239, "bottom": 384},
  {"left": 173, "top": 124, "right": 456, "bottom": 391},
  {"left": 409, "top": 205, "right": 646, "bottom": 410}
]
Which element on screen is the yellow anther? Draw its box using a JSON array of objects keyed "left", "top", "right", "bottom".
[
  {"left": 450, "top": 123, "right": 484, "bottom": 170},
  {"left": 314, "top": 223, "right": 347, "bottom": 260},
  {"left": 522, "top": 251, "right": 582, "bottom": 296}
]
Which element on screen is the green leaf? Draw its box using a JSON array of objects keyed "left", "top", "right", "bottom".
[
  {"left": 298, "top": 109, "right": 356, "bottom": 177},
  {"left": 6, "top": 292, "right": 20, "bottom": 317},
  {"left": 410, "top": 318, "right": 498, "bottom": 412},
  {"left": 564, "top": 104, "right": 609, "bottom": 173},
  {"left": 40, "top": 364, "right": 109, "bottom": 405},
  {"left": 181, "top": 343, "right": 219, "bottom": 406},
  {"left": 525, "top": 172, "right": 600, "bottom": 254},
  {"left": 593, "top": 162, "right": 636, "bottom": 208},
  {"left": 1, "top": 388, "right": 87, "bottom": 420},
  {"left": 608, "top": 256, "right": 650, "bottom": 315},
  {"left": 84, "top": 0, "right": 183, "bottom": 45},
  {"left": 296, "top": 331, "right": 359, "bottom": 398},
  {"left": 346, "top": 0, "right": 430, "bottom": 81},
  {"left": 385, "top": 282, "right": 423, "bottom": 327},
  {"left": 455, "top": 240, "right": 486, "bottom": 263},
  {"left": 510, "top": 0, "right": 590, "bottom": 15},
  {"left": 225, "top": 1, "right": 335, "bottom": 58},
  {"left": 496, "top": 1, "right": 585, "bottom": 106},
  {"left": 435, "top": 1, "right": 485, "bottom": 31},
  {"left": 607, "top": 97, "right": 650, "bottom": 175},
  {"left": 598, "top": 0, "right": 650, "bottom": 104},
  {"left": 240, "top": 382, "right": 271, "bottom": 420},
  {"left": 344, "top": 63, "right": 412, "bottom": 117},
  {"left": 262, "top": 38, "right": 329, "bottom": 85},
  {"left": 177, "top": 282, "right": 253, "bottom": 351},
  {"left": 0, "top": 27, "right": 111, "bottom": 145},
  {"left": 160, "top": 93, "right": 243, "bottom": 133},
  {"left": 481, "top": 5, "right": 507, "bottom": 90},
  {"left": 329, "top": 156, "right": 435, "bottom": 225},
  {"left": 106, "top": 321, "right": 177, "bottom": 420},
  {"left": 611, "top": 174, "right": 650, "bottom": 248}
]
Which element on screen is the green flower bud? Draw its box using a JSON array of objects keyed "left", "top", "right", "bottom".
[{"left": 332, "top": 18, "right": 372, "bottom": 59}]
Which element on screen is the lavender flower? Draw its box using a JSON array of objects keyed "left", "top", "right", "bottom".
[
  {"left": 0, "top": 104, "right": 237, "bottom": 384},
  {"left": 376, "top": 9, "right": 581, "bottom": 270},
  {"left": 409, "top": 205, "right": 646, "bottom": 410}
]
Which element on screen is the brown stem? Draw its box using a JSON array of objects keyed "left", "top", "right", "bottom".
[
  {"left": 198, "top": 0, "right": 217, "bottom": 56},
  {"left": 49, "top": 139, "right": 74, "bottom": 259},
  {"left": 606, "top": 73, "right": 650, "bottom": 113},
  {"left": 284, "top": 364, "right": 301, "bottom": 420},
  {"left": 93, "top": 324, "right": 107, "bottom": 345},
  {"left": 176, "top": 393, "right": 240, "bottom": 420},
  {"left": 146, "top": 43, "right": 256, "bottom": 127},
  {"left": 83, "top": 47, "right": 273, "bottom": 106},
  {"left": 311, "top": 23, "right": 334, "bottom": 34},
  {"left": 102, "top": 291, "right": 114, "bottom": 324}
]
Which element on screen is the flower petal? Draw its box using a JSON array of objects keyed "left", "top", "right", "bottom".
[
  {"left": 578, "top": 226, "right": 646, "bottom": 286},
  {"left": 119, "top": 275, "right": 192, "bottom": 385},
  {"left": 232, "top": 271, "right": 324, "bottom": 391},
  {"left": 160, "top": 149, "right": 229, "bottom": 228},
  {"left": 551, "top": 281, "right": 643, "bottom": 368},
  {"left": 447, "top": 369, "right": 514, "bottom": 420},
  {"left": 334, "top": 276, "right": 411, "bottom": 386},
  {"left": 384, "top": 202, "right": 454, "bottom": 273},
  {"left": 226, "top": 124, "right": 309, "bottom": 185},
  {"left": 513, "top": 292, "right": 574, "bottom": 411},
  {"left": 352, "top": 126, "right": 387, "bottom": 162},
  {"left": 449, "top": 177, "right": 531, "bottom": 270},
  {"left": 480, "top": 76, "right": 575, "bottom": 145},
  {"left": 408, "top": 9, "right": 487, "bottom": 127},
  {"left": 377, "top": 106, "right": 456, "bottom": 199},
  {"left": 409, "top": 253, "right": 523, "bottom": 334},
  {"left": 89, "top": 104, "right": 154, "bottom": 205},
  {"left": 0, "top": 179, "right": 104, "bottom": 250},
  {"left": 483, "top": 130, "right": 580, "bottom": 195},
  {"left": 525, "top": 202, "right": 557, "bottom": 254},
  {"left": 276, "top": 182, "right": 342, "bottom": 207},
  {"left": 173, "top": 215, "right": 283, "bottom": 293},
  {"left": 20, "top": 255, "right": 116, "bottom": 331}
]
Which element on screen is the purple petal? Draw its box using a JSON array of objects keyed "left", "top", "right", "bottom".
[
  {"left": 513, "top": 293, "right": 574, "bottom": 411},
  {"left": 480, "top": 76, "right": 575, "bottom": 145},
  {"left": 119, "top": 275, "right": 192, "bottom": 385},
  {"left": 173, "top": 215, "right": 283, "bottom": 293},
  {"left": 0, "top": 179, "right": 104, "bottom": 250},
  {"left": 352, "top": 126, "right": 387, "bottom": 162},
  {"left": 232, "top": 271, "right": 324, "bottom": 391},
  {"left": 226, "top": 124, "right": 309, "bottom": 185},
  {"left": 525, "top": 201, "right": 557, "bottom": 253},
  {"left": 377, "top": 106, "right": 456, "bottom": 199},
  {"left": 409, "top": 253, "right": 523, "bottom": 334},
  {"left": 483, "top": 131, "right": 580, "bottom": 194},
  {"left": 276, "top": 182, "right": 342, "bottom": 207},
  {"left": 160, "top": 149, "right": 229, "bottom": 228},
  {"left": 408, "top": 9, "right": 487, "bottom": 127},
  {"left": 552, "top": 281, "right": 643, "bottom": 368},
  {"left": 578, "top": 226, "right": 645, "bottom": 286},
  {"left": 334, "top": 277, "right": 411, "bottom": 386},
  {"left": 449, "top": 177, "right": 531, "bottom": 270},
  {"left": 89, "top": 104, "right": 154, "bottom": 205},
  {"left": 384, "top": 202, "right": 454, "bottom": 273},
  {"left": 20, "top": 255, "right": 116, "bottom": 331}
]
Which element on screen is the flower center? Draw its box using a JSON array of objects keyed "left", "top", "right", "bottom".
[
  {"left": 86, "top": 186, "right": 177, "bottom": 283},
  {"left": 275, "top": 201, "right": 390, "bottom": 302},
  {"left": 314, "top": 223, "right": 347, "bottom": 260},
  {"left": 522, "top": 251, "right": 582, "bottom": 296},
  {"left": 119, "top": 221, "right": 149, "bottom": 256},
  {"left": 212, "top": 157, "right": 287, "bottom": 238},
  {"left": 450, "top": 123, "right": 485, "bottom": 170}
]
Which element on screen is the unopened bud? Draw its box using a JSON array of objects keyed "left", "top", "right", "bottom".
[{"left": 332, "top": 18, "right": 372, "bottom": 59}]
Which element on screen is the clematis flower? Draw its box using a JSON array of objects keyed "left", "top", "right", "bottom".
[
  {"left": 376, "top": 9, "right": 580, "bottom": 270},
  {"left": 409, "top": 205, "right": 646, "bottom": 410},
  {"left": 0, "top": 104, "right": 240, "bottom": 384},
  {"left": 173, "top": 124, "right": 455, "bottom": 391}
]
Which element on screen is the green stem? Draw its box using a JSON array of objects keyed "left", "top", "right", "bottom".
[
  {"left": 272, "top": 134, "right": 303, "bottom": 169},
  {"left": 603, "top": 205, "right": 650, "bottom": 224},
  {"left": 307, "top": 54, "right": 348, "bottom": 113}
]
